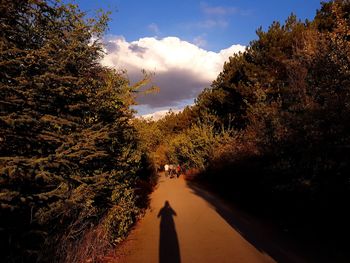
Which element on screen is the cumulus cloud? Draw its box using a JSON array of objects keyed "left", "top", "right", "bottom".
[
  {"left": 101, "top": 36, "right": 245, "bottom": 109},
  {"left": 138, "top": 109, "right": 182, "bottom": 121}
]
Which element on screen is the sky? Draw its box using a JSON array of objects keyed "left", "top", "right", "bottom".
[{"left": 75, "top": 0, "right": 322, "bottom": 117}]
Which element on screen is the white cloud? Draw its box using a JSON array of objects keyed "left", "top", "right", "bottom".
[
  {"left": 101, "top": 36, "right": 245, "bottom": 110},
  {"left": 138, "top": 109, "right": 182, "bottom": 121}
]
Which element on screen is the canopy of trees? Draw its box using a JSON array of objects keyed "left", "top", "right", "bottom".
[
  {"left": 148, "top": 1, "right": 349, "bottom": 260},
  {"left": 2, "top": 0, "right": 350, "bottom": 262},
  {"left": 0, "top": 1, "right": 154, "bottom": 262}
]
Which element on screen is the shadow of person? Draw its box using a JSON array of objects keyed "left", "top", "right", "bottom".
[{"left": 157, "top": 201, "right": 181, "bottom": 263}]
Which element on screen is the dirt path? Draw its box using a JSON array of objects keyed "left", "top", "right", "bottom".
[{"left": 114, "top": 174, "right": 310, "bottom": 263}]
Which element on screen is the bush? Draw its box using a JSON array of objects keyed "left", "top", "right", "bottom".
[{"left": 0, "top": 1, "right": 154, "bottom": 262}]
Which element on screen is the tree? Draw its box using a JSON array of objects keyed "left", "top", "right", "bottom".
[
  {"left": 0, "top": 1, "right": 150, "bottom": 262},
  {"left": 176, "top": 3, "right": 350, "bottom": 256}
]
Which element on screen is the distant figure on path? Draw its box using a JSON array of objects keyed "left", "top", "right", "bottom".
[
  {"left": 164, "top": 164, "right": 169, "bottom": 177},
  {"left": 157, "top": 201, "right": 180, "bottom": 263},
  {"left": 176, "top": 164, "right": 181, "bottom": 178},
  {"left": 169, "top": 164, "right": 174, "bottom": 178}
]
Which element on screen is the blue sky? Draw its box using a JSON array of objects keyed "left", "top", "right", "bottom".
[
  {"left": 75, "top": 0, "right": 322, "bottom": 116},
  {"left": 77, "top": 0, "right": 321, "bottom": 51}
]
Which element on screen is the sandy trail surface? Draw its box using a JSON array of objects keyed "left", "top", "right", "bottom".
[{"left": 114, "top": 174, "right": 309, "bottom": 263}]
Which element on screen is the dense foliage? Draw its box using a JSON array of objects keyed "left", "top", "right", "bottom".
[
  {"left": 151, "top": 1, "right": 350, "bottom": 259},
  {"left": 0, "top": 1, "right": 154, "bottom": 262},
  {"left": 1, "top": 0, "right": 349, "bottom": 262},
  {"left": 193, "top": 0, "right": 350, "bottom": 209}
]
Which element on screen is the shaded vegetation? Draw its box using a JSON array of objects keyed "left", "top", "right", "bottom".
[
  {"left": 2, "top": 0, "right": 350, "bottom": 262},
  {"left": 148, "top": 1, "right": 350, "bottom": 261},
  {"left": 0, "top": 1, "right": 155, "bottom": 262}
]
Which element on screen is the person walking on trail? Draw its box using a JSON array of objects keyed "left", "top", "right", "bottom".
[
  {"left": 169, "top": 164, "right": 174, "bottom": 178},
  {"left": 164, "top": 164, "right": 169, "bottom": 177},
  {"left": 176, "top": 164, "right": 181, "bottom": 178}
]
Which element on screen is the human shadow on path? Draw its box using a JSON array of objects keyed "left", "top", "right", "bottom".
[{"left": 157, "top": 201, "right": 181, "bottom": 263}]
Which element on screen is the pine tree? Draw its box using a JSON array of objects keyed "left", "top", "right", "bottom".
[{"left": 0, "top": 1, "right": 148, "bottom": 262}]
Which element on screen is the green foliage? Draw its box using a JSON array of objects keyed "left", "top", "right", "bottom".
[
  {"left": 166, "top": 123, "right": 232, "bottom": 170},
  {"left": 152, "top": 3, "right": 350, "bottom": 257},
  {"left": 192, "top": 1, "right": 350, "bottom": 199},
  {"left": 0, "top": 1, "right": 153, "bottom": 262}
]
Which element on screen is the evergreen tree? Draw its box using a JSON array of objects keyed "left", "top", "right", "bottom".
[{"left": 0, "top": 1, "right": 150, "bottom": 262}]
